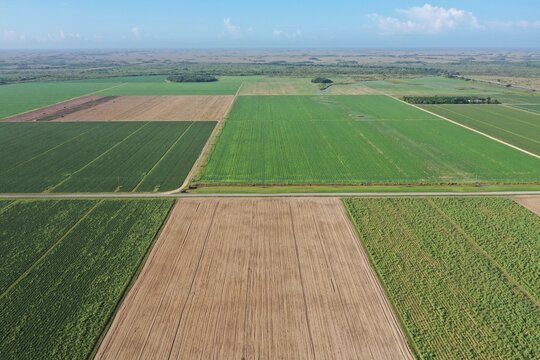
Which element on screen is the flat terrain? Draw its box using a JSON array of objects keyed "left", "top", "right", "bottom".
[
  {"left": 0, "top": 81, "right": 120, "bottom": 119},
  {"left": 361, "top": 76, "right": 507, "bottom": 96},
  {"left": 1, "top": 95, "right": 106, "bottom": 122},
  {"left": 239, "top": 76, "right": 318, "bottom": 95},
  {"left": 345, "top": 197, "right": 540, "bottom": 358},
  {"left": 421, "top": 104, "right": 540, "bottom": 155},
  {"left": 0, "top": 122, "right": 215, "bottom": 193},
  {"left": 96, "top": 198, "right": 413, "bottom": 360},
  {"left": 200, "top": 95, "right": 540, "bottom": 185},
  {"left": 58, "top": 95, "right": 234, "bottom": 121},
  {"left": 0, "top": 199, "right": 173, "bottom": 360},
  {"left": 514, "top": 195, "right": 540, "bottom": 215}
]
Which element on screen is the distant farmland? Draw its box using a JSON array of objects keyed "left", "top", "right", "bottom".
[
  {"left": 0, "top": 199, "right": 172, "bottom": 360},
  {"left": 0, "top": 122, "right": 215, "bottom": 193},
  {"left": 344, "top": 197, "right": 540, "bottom": 358},
  {"left": 422, "top": 104, "right": 540, "bottom": 155},
  {"left": 199, "top": 95, "right": 540, "bottom": 185}
]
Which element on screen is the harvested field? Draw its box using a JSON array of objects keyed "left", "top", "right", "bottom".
[
  {"left": 59, "top": 95, "right": 234, "bottom": 121},
  {"left": 1, "top": 96, "right": 108, "bottom": 122},
  {"left": 514, "top": 195, "right": 540, "bottom": 215},
  {"left": 95, "top": 198, "right": 413, "bottom": 360}
]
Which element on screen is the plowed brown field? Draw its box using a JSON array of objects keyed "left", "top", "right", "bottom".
[
  {"left": 59, "top": 95, "right": 234, "bottom": 121},
  {"left": 514, "top": 195, "right": 540, "bottom": 216},
  {"left": 95, "top": 198, "right": 413, "bottom": 360}
]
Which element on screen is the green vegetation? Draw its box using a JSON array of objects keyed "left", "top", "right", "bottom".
[
  {"left": 311, "top": 77, "right": 333, "bottom": 84},
  {"left": 199, "top": 95, "right": 540, "bottom": 185},
  {"left": 0, "top": 199, "right": 173, "bottom": 360},
  {"left": 0, "top": 122, "right": 215, "bottom": 193},
  {"left": 166, "top": 74, "right": 218, "bottom": 82},
  {"left": 403, "top": 95, "right": 500, "bottom": 104},
  {"left": 514, "top": 104, "right": 540, "bottom": 114},
  {"left": 344, "top": 197, "right": 540, "bottom": 359},
  {"left": 0, "top": 81, "right": 120, "bottom": 119},
  {"left": 422, "top": 104, "right": 540, "bottom": 155}
]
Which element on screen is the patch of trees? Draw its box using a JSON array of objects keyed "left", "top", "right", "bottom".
[
  {"left": 166, "top": 74, "right": 218, "bottom": 83},
  {"left": 403, "top": 96, "right": 501, "bottom": 105},
  {"left": 311, "top": 77, "right": 333, "bottom": 84}
]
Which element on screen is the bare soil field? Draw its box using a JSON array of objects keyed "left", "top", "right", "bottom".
[
  {"left": 58, "top": 95, "right": 234, "bottom": 121},
  {"left": 2, "top": 95, "right": 108, "bottom": 122},
  {"left": 95, "top": 198, "right": 413, "bottom": 360},
  {"left": 514, "top": 195, "right": 540, "bottom": 216}
]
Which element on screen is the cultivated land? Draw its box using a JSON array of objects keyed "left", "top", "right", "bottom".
[
  {"left": 0, "top": 199, "right": 173, "bottom": 360},
  {"left": 514, "top": 195, "right": 540, "bottom": 216},
  {"left": 58, "top": 95, "right": 234, "bottom": 121},
  {"left": 96, "top": 198, "right": 413, "bottom": 360},
  {"left": 361, "top": 76, "right": 508, "bottom": 96},
  {"left": 345, "top": 197, "right": 540, "bottom": 359},
  {"left": 0, "top": 122, "right": 215, "bottom": 193},
  {"left": 421, "top": 104, "right": 540, "bottom": 155},
  {"left": 199, "top": 95, "right": 540, "bottom": 185}
]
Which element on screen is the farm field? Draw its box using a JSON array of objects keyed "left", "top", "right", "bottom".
[
  {"left": 0, "top": 199, "right": 173, "bottom": 360},
  {"left": 58, "top": 95, "right": 234, "bottom": 121},
  {"left": 421, "top": 104, "right": 540, "bottom": 155},
  {"left": 96, "top": 198, "right": 412, "bottom": 359},
  {"left": 0, "top": 81, "right": 121, "bottom": 119},
  {"left": 344, "top": 197, "right": 540, "bottom": 359},
  {"left": 0, "top": 121, "right": 215, "bottom": 193},
  {"left": 513, "top": 104, "right": 540, "bottom": 114},
  {"left": 238, "top": 76, "right": 319, "bottom": 95},
  {"left": 514, "top": 195, "right": 540, "bottom": 215},
  {"left": 361, "top": 76, "right": 508, "bottom": 96},
  {"left": 199, "top": 95, "right": 540, "bottom": 185}
]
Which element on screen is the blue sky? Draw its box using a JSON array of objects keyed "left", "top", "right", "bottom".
[{"left": 1, "top": 1, "right": 539, "bottom": 49}]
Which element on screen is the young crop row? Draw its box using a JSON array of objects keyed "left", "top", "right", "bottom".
[
  {"left": 0, "top": 122, "right": 215, "bottom": 193},
  {"left": 0, "top": 199, "right": 173, "bottom": 360},
  {"left": 344, "top": 197, "right": 540, "bottom": 359},
  {"left": 201, "top": 95, "right": 540, "bottom": 185}
]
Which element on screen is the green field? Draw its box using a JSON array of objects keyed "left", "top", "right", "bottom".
[
  {"left": 0, "top": 122, "right": 215, "bottom": 193},
  {"left": 0, "top": 199, "right": 172, "bottom": 360},
  {"left": 344, "top": 197, "right": 540, "bottom": 359},
  {"left": 0, "top": 76, "right": 242, "bottom": 120},
  {"left": 422, "top": 104, "right": 540, "bottom": 155},
  {"left": 0, "top": 81, "right": 120, "bottom": 119},
  {"left": 362, "top": 76, "right": 507, "bottom": 96},
  {"left": 199, "top": 95, "right": 540, "bottom": 185},
  {"left": 513, "top": 104, "right": 540, "bottom": 114}
]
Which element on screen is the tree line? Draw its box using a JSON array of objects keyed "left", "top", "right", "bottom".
[{"left": 403, "top": 96, "right": 501, "bottom": 104}]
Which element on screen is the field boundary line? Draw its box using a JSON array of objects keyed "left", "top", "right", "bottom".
[
  {"left": 503, "top": 103, "right": 540, "bottom": 117},
  {"left": 132, "top": 123, "right": 194, "bottom": 192},
  {"left": 0, "top": 83, "right": 127, "bottom": 121},
  {"left": 46, "top": 122, "right": 150, "bottom": 192},
  {"left": 2, "top": 124, "right": 101, "bottom": 174},
  {"left": 389, "top": 95, "right": 540, "bottom": 160},
  {"left": 89, "top": 199, "right": 177, "bottom": 360},
  {"left": 0, "top": 200, "right": 102, "bottom": 300},
  {"left": 430, "top": 104, "right": 540, "bottom": 144},
  {"left": 426, "top": 199, "right": 540, "bottom": 308},
  {"left": 164, "top": 81, "right": 244, "bottom": 194}
]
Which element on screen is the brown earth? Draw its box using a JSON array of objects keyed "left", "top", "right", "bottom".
[
  {"left": 514, "top": 196, "right": 540, "bottom": 216},
  {"left": 1, "top": 96, "right": 105, "bottom": 122},
  {"left": 95, "top": 198, "right": 413, "bottom": 360},
  {"left": 58, "top": 95, "right": 234, "bottom": 121}
]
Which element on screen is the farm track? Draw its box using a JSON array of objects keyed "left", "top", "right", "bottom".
[
  {"left": 94, "top": 198, "right": 413, "bottom": 359},
  {"left": 2, "top": 191, "right": 540, "bottom": 199}
]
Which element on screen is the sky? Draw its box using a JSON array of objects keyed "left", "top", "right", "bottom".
[{"left": 0, "top": 0, "right": 539, "bottom": 49}]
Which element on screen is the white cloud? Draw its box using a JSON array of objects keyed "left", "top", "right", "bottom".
[
  {"left": 272, "top": 29, "right": 302, "bottom": 39},
  {"left": 2, "top": 30, "right": 26, "bottom": 41},
  {"left": 370, "top": 3, "right": 480, "bottom": 34},
  {"left": 131, "top": 27, "right": 141, "bottom": 38},
  {"left": 223, "top": 18, "right": 240, "bottom": 37}
]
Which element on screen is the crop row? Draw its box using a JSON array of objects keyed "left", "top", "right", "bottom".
[
  {"left": 0, "top": 199, "right": 173, "bottom": 360},
  {"left": 344, "top": 197, "right": 540, "bottom": 359}
]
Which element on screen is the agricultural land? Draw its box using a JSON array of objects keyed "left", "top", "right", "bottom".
[
  {"left": 0, "top": 199, "right": 173, "bottom": 360},
  {"left": 95, "top": 198, "right": 413, "bottom": 359},
  {"left": 344, "top": 197, "right": 540, "bottom": 359}
]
